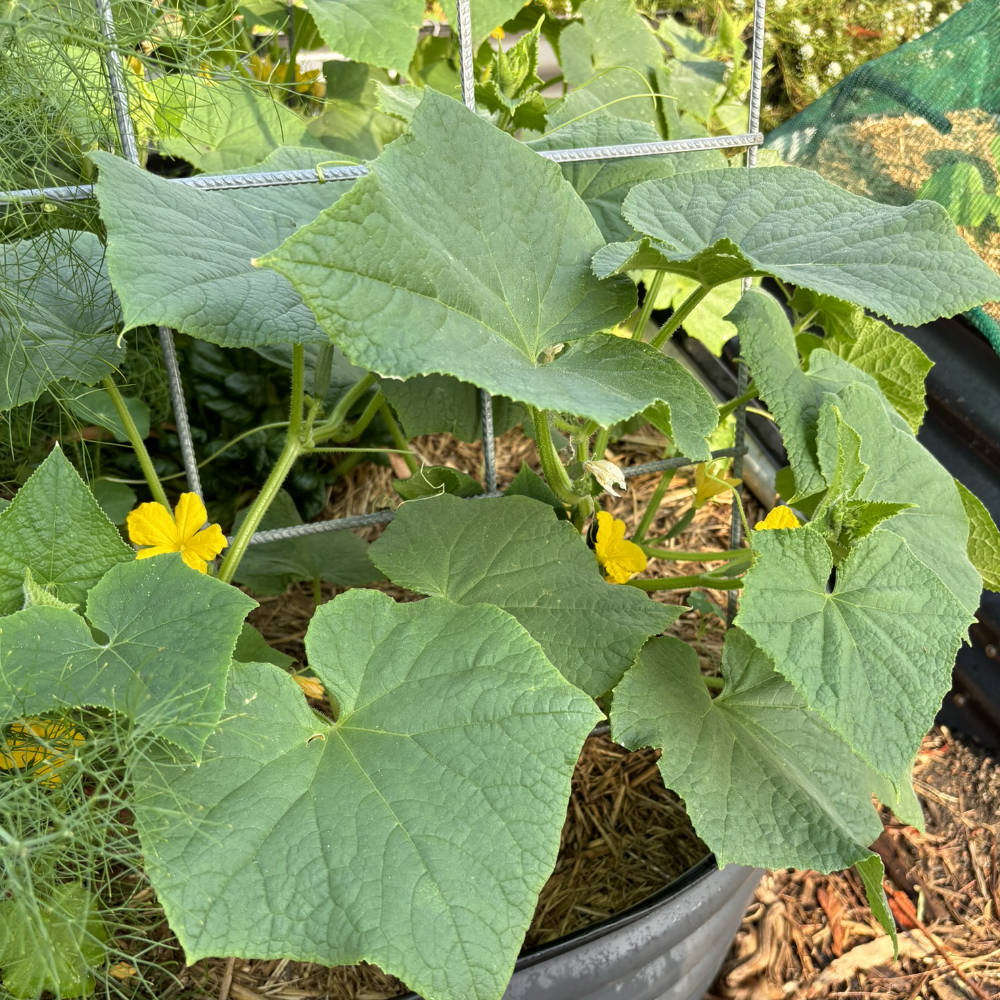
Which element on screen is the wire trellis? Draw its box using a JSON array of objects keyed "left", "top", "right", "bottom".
[{"left": 7, "top": 0, "right": 766, "bottom": 556}]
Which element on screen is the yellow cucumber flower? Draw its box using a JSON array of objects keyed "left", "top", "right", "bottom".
[
  {"left": 293, "top": 675, "right": 326, "bottom": 701},
  {"left": 126, "top": 493, "right": 227, "bottom": 573},
  {"left": 753, "top": 505, "right": 801, "bottom": 531},
  {"left": 0, "top": 718, "right": 85, "bottom": 787},
  {"left": 593, "top": 511, "right": 647, "bottom": 584},
  {"left": 693, "top": 461, "right": 741, "bottom": 508}
]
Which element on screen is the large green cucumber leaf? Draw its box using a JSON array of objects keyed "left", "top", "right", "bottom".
[
  {"left": 955, "top": 480, "right": 1000, "bottom": 592},
  {"left": 593, "top": 168, "right": 1000, "bottom": 325},
  {"left": 611, "top": 629, "right": 921, "bottom": 871},
  {"left": 789, "top": 290, "right": 932, "bottom": 434},
  {"left": 734, "top": 291, "right": 980, "bottom": 613},
  {"left": 369, "top": 494, "right": 679, "bottom": 696},
  {"left": 93, "top": 151, "right": 348, "bottom": 348},
  {"left": 231, "top": 491, "right": 383, "bottom": 595},
  {"left": 134, "top": 591, "right": 600, "bottom": 1000},
  {"left": 736, "top": 526, "right": 973, "bottom": 782},
  {"left": 820, "top": 379, "right": 981, "bottom": 611},
  {"left": 262, "top": 91, "right": 721, "bottom": 432},
  {"left": 0, "top": 447, "right": 133, "bottom": 615},
  {"left": 0, "top": 231, "right": 121, "bottom": 410},
  {"left": 152, "top": 77, "right": 312, "bottom": 172},
  {"left": 0, "top": 555, "right": 254, "bottom": 758}
]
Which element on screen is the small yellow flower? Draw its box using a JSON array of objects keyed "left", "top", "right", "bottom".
[
  {"left": 693, "top": 462, "right": 741, "bottom": 508},
  {"left": 292, "top": 675, "right": 325, "bottom": 700},
  {"left": 0, "top": 718, "right": 85, "bottom": 787},
  {"left": 248, "top": 54, "right": 324, "bottom": 96},
  {"left": 126, "top": 493, "right": 227, "bottom": 573},
  {"left": 753, "top": 505, "right": 801, "bottom": 531},
  {"left": 490, "top": 25, "right": 506, "bottom": 39},
  {"left": 593, "top": 511, "right": 647, "bottom": 584}
]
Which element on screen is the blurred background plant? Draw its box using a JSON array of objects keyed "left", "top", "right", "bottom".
[{"left": 649, "top": 0, "right": 973, "bottom": 128}]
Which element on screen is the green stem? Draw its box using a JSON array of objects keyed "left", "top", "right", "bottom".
[
  {"left": 311, "top": 577, "right": 322, "bottom": 607},
  {"left": 530, "top": 407, "right": 586, "bottom": 506},
  {"left": 102, "top": 376, "right": 168, "bottom": 507},
  {"left": 218, "top": 436, "right": 302, "bottom": 583},
  {"left": 311, "top": 373, "right": 377, "bottom": 442},
  {"left": 642, "top": 547, "right": 747, "bottom": 561},
  {"left": 718, "top": 383, "right": 757, "bottom": 421},
  {"left": 649, "top": 283, "right": 711, "bottom": 350},
  {"left": 590, "top": 426, "right": 611, "bottom": 463},
  {"left": 633, "top": 467, "right": 675, "bottom": 544},
  {"left": 217, "top": 346, "right": 307, "bottom": 584},
  {"left": 330, "top": 452, "right": 364, "bottom": 478},
  {"left": 288, "top": 344, "right": 305, "bottom": 437},
  {"left": 632, "top": 270, "right": 665, "bottom": 339},
  {"left": 378, "top": 401, "right": 419, "bottom": 474},
  {"left": 322, "top": 389, "right": 383, "bottom": 445},
  {"left": 703, "top": 675, "right": 724, "bottom": 691},
  {"left": 628, "top": 575, "right": 744, "bottom": 591},
  {"left": 665, "top": 507, "right": 696, "bottom": 539},
  {"left": 792, "top": 309, "right": 819, "bottom": 335},
  {"left": 310, "top": 344, "right": 334, "bottom": 401}
]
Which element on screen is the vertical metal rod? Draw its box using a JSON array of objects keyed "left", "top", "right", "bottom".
[
  {"left": 455, "top": 0, "right": 498, "bottom": 492},
  {"left": 94, "top": 0, "right": 203, "bottom": 500},
  {"left": 157, "top": 328, "right": 204, "bottom": 497},
  {"left": 455, "top": 0, "right": 477, "bottom": 112},
  {"left": 729, "top": 0, "right": 767, "bottom": 623}
]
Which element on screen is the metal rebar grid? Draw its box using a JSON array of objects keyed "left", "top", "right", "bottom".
[
  {"left": 33, "top": 0, "right": 768, "bottom": 550},
  {"left": 0, "top": 134, "right": 765, "bottom": 206}
]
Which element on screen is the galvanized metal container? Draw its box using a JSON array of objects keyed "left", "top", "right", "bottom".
[{"left": 403, "top": 857, "right": 761, "bottom": 1000}]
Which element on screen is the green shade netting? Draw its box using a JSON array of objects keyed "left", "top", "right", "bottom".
[{"left": 765, "top": 0, "right": 1000, "bottom": 354}]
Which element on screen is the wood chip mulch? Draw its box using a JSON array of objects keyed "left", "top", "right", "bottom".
[{"left": 708, "top": 728, "right": 1000, "bottom": 1000}]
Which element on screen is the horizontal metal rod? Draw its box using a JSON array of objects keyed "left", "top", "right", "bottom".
[
  {"left": 622, "top": 446, "right": 746, "bottom": 480},
  {"left": 0, "top": 133, "right": 764, "bottom": 205},
  {"left": 238, "top": 447, "right": 746, "bottom": 546}
]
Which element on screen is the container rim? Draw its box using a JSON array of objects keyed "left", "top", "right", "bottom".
[{"left": 397, "top": 851, "right": 720, "bottom": 1000}]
